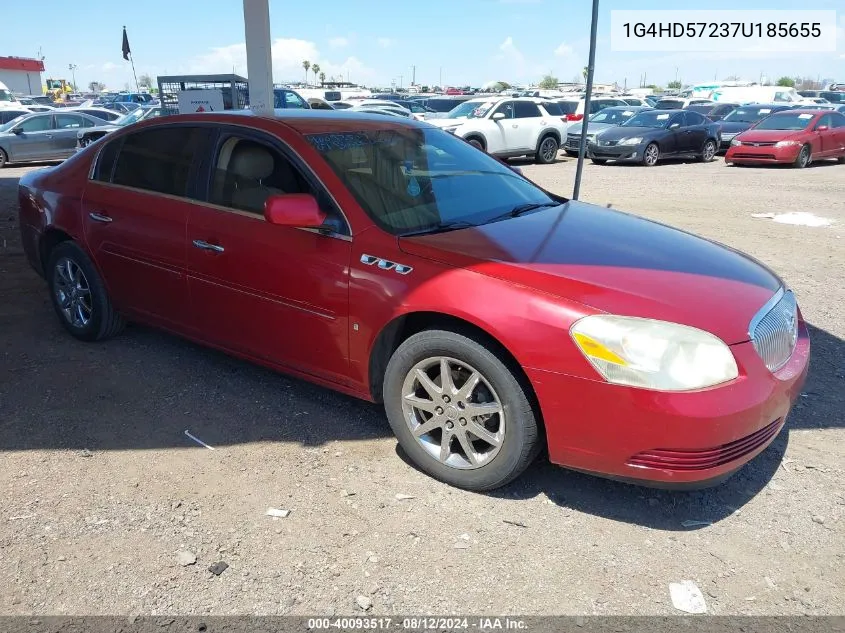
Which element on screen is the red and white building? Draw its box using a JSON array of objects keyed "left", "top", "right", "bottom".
[{"left": 0, "top": 56, "right": 45, "bottom": 96}]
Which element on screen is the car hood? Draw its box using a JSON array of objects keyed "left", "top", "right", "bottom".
[
  {"left": 398, "top": 201, "right": 781, "bottom": 344},
  {"left": 77, "top": 123, "right": 120, "bottom": 135},
  {"left": 596, "top": 125, "right": 662, "bottom": 141},
  {"left": 736, "top": 129, "right": 806, "bottom": 142}
]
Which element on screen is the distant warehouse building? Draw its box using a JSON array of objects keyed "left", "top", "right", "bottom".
[{"left": 0, "top": 56, "right": 45, "bottom": 95}]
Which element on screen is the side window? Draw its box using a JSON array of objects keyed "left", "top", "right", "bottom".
[
  {"left": 284, "top": 91, "right": 307, "bottom": 109},
  {"left": 112, "top": 126, "right": 209, "bottom": 197},
  {"left": 513, "top": 101, "right": 542, "bottom": 118},
  {"left": 56, "top": 114, "right": 84, "bottom": 129},
  {"left": 830, "top": 113, "right": 845, "bottom": 128},
  {"left": 209, "top": 136, "right": 310, "bottom": 215},
  {"left": 589, "top": 100, "right": 610, "bottom": 114},
  {"left": 684, "top": 112, "right": 704, "bottom": 127},
  {"left": 815, "top": 114, "right": 833, "bottom": 129},
  {"left": 18, "top": 115, "right": 53, "bottom": 132},
  {"left": 669, "top": 113, "right": 685, "bottom": 128},
  {"left": 92, "top": 138, "right": 121, "bottom": 183},
  {"left": 492, "top": 101, "right": 514, "bottom": 119}
]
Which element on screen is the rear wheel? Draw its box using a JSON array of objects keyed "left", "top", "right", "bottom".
[
  {"left": 0, "top": 148, "right": 7, "bottom": 168},
  {"left": 466, "top": 137, "right": 485, "bottom": 151},
  {"left": 591, "top": 158, "right": 607, "bottom": 165},
  {"left": 383, "top": 329, "right": 541, "bottom": 491},
  {"left": 535, "top": 135, "right": 559, "bottom": 164},
  {"left": 46, "top": 241, "right": 125, "bottom": 342},
  {"left": 794, "top": 144, "right": 811, "bottom": 169},
  {"left": 837, "top": 155, "right": 845, "bottom": 164},
  {"left": 698, "top": 139, "right": 717, "bottom": 162},
  {"left": 642, "top": 142, "right": 660, "bottom": 166}
]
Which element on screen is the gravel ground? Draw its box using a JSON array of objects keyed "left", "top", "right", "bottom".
[{"left": 0, "top": 156, "right": 843, "bottom": 617}]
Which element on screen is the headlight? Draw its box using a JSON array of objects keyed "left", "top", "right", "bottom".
[
  {"left": 730, "top": 138, "right": 742, "bottom": 146},
  {"left": 618, "top": 137, "right": 643, "bottom": 145},
  {"left": 775, "top": 140, "right": 800, "bottom": 147},
  {"left": 570, "top": 315, "right": 738, "bottom": 391}
]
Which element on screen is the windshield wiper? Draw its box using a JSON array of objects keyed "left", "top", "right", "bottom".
[
  {"left": 399, "top": 220, "right": 478, "bottom": 237},
  {"left": 484, "top": 201, "right": 560, "bottom": 224}
]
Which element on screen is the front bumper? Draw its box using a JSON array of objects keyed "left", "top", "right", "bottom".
[
  {"left": 528, "top": 320, "right": 810, "bottom": 488},
  {"left": 725, "top": 144, "right": 800, "bottom": 164},
  {"left": 587, "top": 142, "right": 647, "bottom": 162}
]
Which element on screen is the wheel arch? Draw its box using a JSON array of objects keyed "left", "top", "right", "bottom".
[
  {"left": 536, "top": 129, "right": 561, "bottom": 149},
  {"left": 367, "top": 311, "right": 541, "bottom": 421},
  {"left": 462, "top": 132, "right": 487, "bottom": 151},
  {"left": 39, "top": 228, "right": 74, "bottom": 275}
]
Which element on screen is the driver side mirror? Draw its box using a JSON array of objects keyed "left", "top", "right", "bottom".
[
  {"left": 492, "top": 112, "right": 506, "bottom": 121},
  {"left": 12, "top": 127, "right": 23, "bottom": 135},
  {"left": 668, "top": 122, "right": 681, "bottom": 130},
  {"left": 264, "top": 194, "right": 327, "bottom": 228},
  {"left": 815, "top": 125, "right": 829, "bottom": 132}
]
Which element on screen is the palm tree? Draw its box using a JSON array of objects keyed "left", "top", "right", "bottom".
[
  {"left": 302, "top": 60, "right": 310, "bottom": 84},
  {"left": 582, "top": 66, "right": 588, "bottom": 83},
  {"left": 311, "top": 63, "right": 321, "bottom": 85},
  {"left": 319, "top": 72, "right": 326, "bottom": 85}
]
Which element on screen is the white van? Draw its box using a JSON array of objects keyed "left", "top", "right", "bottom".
[
  {"left": 710, "top": 86, "right": 803, "bottom": 105},
  {"left": 0, "top": 81, "right": 22, "bottom": 108}
]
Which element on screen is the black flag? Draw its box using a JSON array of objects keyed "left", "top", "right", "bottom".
[{"left": 122, "top": 27, "right": 131, "bottom": 61}]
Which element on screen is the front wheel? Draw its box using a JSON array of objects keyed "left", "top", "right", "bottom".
[
  {"left": 591, "top": 158, "right": 607, "bottom": 165},
  {"left": 642, "top": 142, "right": 659, "bottom": 166},
  {"left": 383, "top": 330, "right": 541, "bottom": 491},
  {"left": 466, "top": 138, "right": 484, "bottom": 151},
  {"left": 698, "top": 139, "right": 716, "bottom": 162},
  {"left": 46, "top": 241, "right": 125, "bottom": 342},
  {"left": 0, "top": 148, "right": 7, "bottom": 169},
  {"left": 794, "top": 144, "right": 811, "bottom": 169},
  {"left": 535, "top": 135, "right": 559, "bottom": 164}
]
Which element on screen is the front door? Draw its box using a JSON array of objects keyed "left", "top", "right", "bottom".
[
  {"left": 814, "top": 114, "right": 836, "bottom": 157},
  {"left": 53, "top": 113, "right": 90, "bottom": 157},
  {"left": 81, "top": 125, "right": 212, "bottom": 328},
  {"left": 7, "top": 114, "right": 55, "bottom": 162},
  {"left": 186, "top": 130, "right": 352, "bottom": 384},
  {"left": 511, "top": 100, "right": 545, "bottom": 151}
]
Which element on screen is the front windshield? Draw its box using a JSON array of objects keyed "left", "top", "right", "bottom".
[
  {"left": 114, "top": 108, "right": 148, "bottom": 126},
  {"left": 722, "top": 107, "right": 775, "bottom": 123},
  {"left": 621, "top": 111, "right": 672, "bottom": 128},
  {"left": 446, "top": 101, "right": 486, "bottom": 118},
  {"left": 306, "top": 127, "right": 556, "bottom": 235},
  {"left": 0, "top": 89, "right": 15, "bottom": 102},
  {"left": 466, "top": 101, "right": 496, "bottom": 119},
  {"left": 590, "top": 109, "right": 636, "bottom": 124},
  {"left": 753, "top": 112, "right": 815, "bottom": 131},
  {"left": 0, "top": 116, "right": 26, "bottom": 132}
]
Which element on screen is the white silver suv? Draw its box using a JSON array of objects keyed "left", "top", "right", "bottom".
[{"left": 436, "top": 97, "right": 567, "bottom": 164}]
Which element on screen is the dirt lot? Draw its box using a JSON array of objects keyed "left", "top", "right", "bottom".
[{"left": 1, "top": 156, "right": 843, "bottom": 617}]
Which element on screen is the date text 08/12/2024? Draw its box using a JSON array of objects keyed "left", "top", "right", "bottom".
[{"left": 307, "top": 617, "right": 528, "bottom": 630}]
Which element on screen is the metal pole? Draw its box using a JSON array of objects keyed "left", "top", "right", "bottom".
[
  {"left": 242, "top": 0, "right": 274, "bottom": 115},
  {"left": 572, "top": 0, "right": 599, "bottom": 201}
]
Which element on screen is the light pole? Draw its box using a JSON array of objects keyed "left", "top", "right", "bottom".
[
  {"left": 68, "top": 64, "right": 78, "bottom": 92},
  {"left": 572, "top": 0, "right": 599, "bottom": 200}
]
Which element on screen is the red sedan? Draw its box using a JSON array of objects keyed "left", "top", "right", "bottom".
[
  {"left": 725, "top": 109, "right": 845, "bottom": 167},
  {"left": 18, "top": 111, "right": 809, "bottom": 491}
]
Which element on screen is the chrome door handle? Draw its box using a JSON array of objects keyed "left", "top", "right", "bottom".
[
  {"left": 88, "top": 212, "right": 112, "bottom": 223},
  {"left": 193, "top": 239, "right": 224, "bottom": 253}
]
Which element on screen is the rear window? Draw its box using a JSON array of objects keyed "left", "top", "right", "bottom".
[
  {"left": 541, "top": 102, "right": 564, "bottom": 115},
  {"left": 426, "top": 99, "right": 468, "bottom": 113},
  {"left": 93, "top": 138, "right": 122, "bottom": 182},
  {"left": 654, "top": 99, "right": 684, "bottom": 109},
  {"left": 820, "top": 92, "right": 844, "bottom": 103},
  {"left": 555, "top": 101, "right": 578, "bottom": 114},
  {"left": 323, "top": 91, "right": 342, "bottom": 101}
]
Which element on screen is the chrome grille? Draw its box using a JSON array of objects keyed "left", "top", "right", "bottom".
[{"left": 749, "top": 289, "right": 798, "bottom": 372}]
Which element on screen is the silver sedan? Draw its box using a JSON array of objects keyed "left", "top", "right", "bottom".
[{"left": 0, "top": 111, "right": 107, "bottom": 168}]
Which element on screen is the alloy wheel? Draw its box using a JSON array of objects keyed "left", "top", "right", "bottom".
[
  {"left": 53, "top": 257, "right": 93, "bottom": 328},
  {"left": 540, "top": 138, "right": 557, "bottom": 162},
  {"left": 401, "top": 356, "right": 505, "bottom": 469},
  {"left": 644, "top": 144, "right": 659, "bottom": 166},
  {"left": 702, "top": 141, "right": 716, "bottom": 161}
]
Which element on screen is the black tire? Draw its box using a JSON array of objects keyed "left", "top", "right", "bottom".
[
  {"left": 837, "top": 156, "right": 845, "bottom": 164},
  {"left": 794, "top": 144, "right": 811, "bottom": 169},
  {"left": 383, "top": 329, "right": 541, "bottom": 491},
  {"left": 46, "top": 241, "right": 125, "bottom": 342},
  {"left": 642, "top": 142, "right": 659, "bottom": 166},
  {"left": 466, "top": 137, "right": 485, "bottom": 151},
  {"left": 535, "top": 135, "right": 559, "bottom": 164},
  {"left": 0, "top": 148, "right": 7, "bottom": 169},
  {"left": 591, "top": 158, "right": 607, "bottom": 165},
  {"left": 564, "top": 150, "right": 578, "bottom": 157},
  {"left": 698, "top": 139, "right": 717, "bottom": 162}
]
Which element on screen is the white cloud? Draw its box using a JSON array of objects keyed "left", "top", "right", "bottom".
[
  {"left": 102, "top": 62, "right": 118, "bottom": 72},
  {"left": 329, "top": 37, "right": 349, "bottom": 49},
  {"left": 377, "top": 38, "right": 395, "bottom": 49},
  {"left": 497, "top": 36, "right": 524, "bottom": 63},
  {"left": 554, "top": 42, "right": 573, "bottom": 57},
  {"left": 187, "top": 38, "right": 378, "bottom": 84}
]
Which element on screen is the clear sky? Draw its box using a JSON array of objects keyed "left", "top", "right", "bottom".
[{"left": 3, "top": 0, "right": 843, "bottom": 91}]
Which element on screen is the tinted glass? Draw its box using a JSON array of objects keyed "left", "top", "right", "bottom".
[
  {"left": 815, "top": 114, "right": 833, "bottom": 129},
  {"left": 685, "top": 104, "right": 714, "bottom": 115},
  {"left": 555, "top": 101, "right": 578, "bottom": 114},
  {"left": 589, "top": 100, "right": 612, "bottom": 114},
  {"left": 754, "top": 112, "right": 816, "bottom": 131},
  {"left": 493, "top": 102, "right": 515, "bottom": 119},
  {"left": 445, "top": 101, "right": 486, "bottom": 118},
  {"left": 820, "top": 92, "right": 844, "bottom": 103},
  {"left": 113, "top": 126, "right": 209, "bottom": 196},
  {"left": 426, "top": 98, "right": 468, "bottom": 113},
  {"left": 590, "top": 108, "right": 637, "bottom": 124},
  {"left": 622, "top": 111, "right": 675, "bottom": 128},
  {"left": 209, "top": 136, "right": 309, "bottom": 214},
  {"left": 306, "top": 128, "right": 555, "bottom": 235},
  {"left": 56, "top": 114, "right": 84, "bottom": 129},
  {"left": 0, "top": 110, "right": 30, "bottom": 124},
  {"left": 93, "top": 139, "right": 121, "bottom": 182},
  {"left": 654, "top": 99, "right": 684, "bottom": 109},
  {"left": 684, "top": 111, "right": 706, "bottom": 126},
  {"left": 830, "top": 112, "right": 845, "bottom": 127},
  {"left": 541, "top": 102, "right": 564, "bottom": 115},
  {"left": 722, "top": 106, "right": 781, "bottom": 123},
  {"left": 513, "top": 101, "right": 541, "bottom": 118},
  {"left": 18, "top": 115, "right": 53, "bottom": 132}
]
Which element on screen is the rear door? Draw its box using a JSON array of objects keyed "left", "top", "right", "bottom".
[
  {"left": 511, "top": 101, "right": 545, "bottom": 151},
  {"left": 186, "top": 127, "right": 353, "bottom": 383},
  {"left": 7, "top": 114, "right": 55, "bottom": 161},
  {"left": 53, "top": 114, "right": 94, "bottom": 156},
  {"left": 829, "top": 112, "right": 845, "bottom": 156},
  {"left": 814, "top": 114, "right": 836, "bottom": 156},
  {"left": 81, "top": 125, "right": 213, "bottom": 328},
  {"left": 681, "top": 111, "right": 708, "bottom": 153}
]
